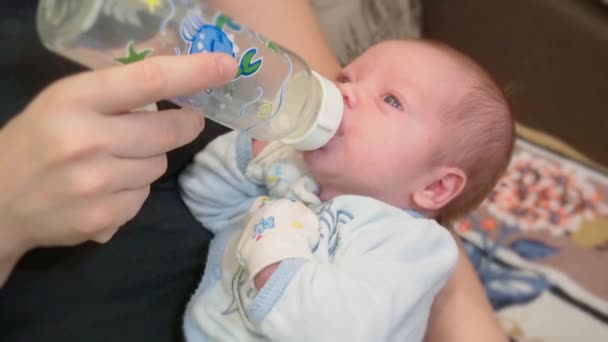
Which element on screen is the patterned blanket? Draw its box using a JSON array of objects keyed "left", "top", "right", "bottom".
[{"left": 454, "top": 138, "right": 608, "bottom": 341}]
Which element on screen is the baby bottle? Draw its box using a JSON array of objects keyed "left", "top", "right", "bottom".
[{"left": 36, "top": 0, "right": 343, "bottom": 150}]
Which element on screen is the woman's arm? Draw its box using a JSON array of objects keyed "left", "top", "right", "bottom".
[
  {"left": 424, "top": 232, "right": 508, "bottom": 342},
  {"left": 207, "top": 0, "right": 341, "bottom": 79}
]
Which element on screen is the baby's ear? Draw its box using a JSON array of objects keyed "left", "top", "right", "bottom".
[{"left": 412, "top": 166, "right": 466, "bottom": 211}]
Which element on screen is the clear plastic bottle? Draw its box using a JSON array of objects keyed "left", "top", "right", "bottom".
[{"left": 36, "top": 0, "right": 343, "bottom": 150}]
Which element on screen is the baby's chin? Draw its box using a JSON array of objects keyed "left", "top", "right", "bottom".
[
  {"left": 317, "top": 188, "right": 335, "bottom": 202},
  {"left": 303, "top": 134, "right": 340, "bottom": 159},
  {"left": 302, "top": 145, "right": 320, "bottom": 160},
  {"left": 303, "top": 133, "right": 345, "bottom": 175},
  {"left": 302, "top": 150, "right": 321, "bottom": 175},
  {"left": 302, "top": 147, "right": 330, "bottom": 175}
]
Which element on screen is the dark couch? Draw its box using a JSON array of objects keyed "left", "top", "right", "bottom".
[{"left": 422, "top": 0, "right": 608, "bottom": 166}]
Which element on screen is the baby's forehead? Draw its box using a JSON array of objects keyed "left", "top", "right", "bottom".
[
  {"left": 360, "top": 40, "right": 447, "bottom": 61},
  {"left": 371, "top": 41, "right": 469, "bottom": 74},
  {"left": 351, "top": 40, "right": 472, "bottom": 101}
]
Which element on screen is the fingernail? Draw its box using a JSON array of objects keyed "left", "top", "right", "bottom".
[{"left": 217, "top": 54, "right": 237, "bottom": 79}]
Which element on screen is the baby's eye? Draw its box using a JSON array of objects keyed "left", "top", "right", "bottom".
[{"left": 383, "top": 95, "right": 402, "bottom": 110}]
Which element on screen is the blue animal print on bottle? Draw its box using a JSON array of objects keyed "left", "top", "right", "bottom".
[
  {"left": 183, "top": 23, "right": 236, "bottom": 56},
  {"left": 180, "top": 11, "right": 263, "bottom": 79},
  {"left": 181, "top": 14, "right": 240, "bottom": 57}
]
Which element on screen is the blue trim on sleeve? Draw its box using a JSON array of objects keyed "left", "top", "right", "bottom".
[
  {"left": 246, "top": 258, "right": 307, "bottom": 325},
  {"left": 403, "top": 208, "right": 425, "bottom": 219},
  {"left": 236, "top": 132, "right": 254, "bottom": 174}
]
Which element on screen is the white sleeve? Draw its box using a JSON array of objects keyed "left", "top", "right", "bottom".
[
  {"left": 178, "top": 131, "right": 265, "bottom": 234},
  {"left": 255, "top": 215, "right": 459, "bottom": 341}
]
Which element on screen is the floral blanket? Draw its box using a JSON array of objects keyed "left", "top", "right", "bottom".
[{"left": 455, "top": 139, "right": 608, "bottom": 341}]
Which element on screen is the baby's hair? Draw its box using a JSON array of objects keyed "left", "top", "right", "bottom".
[{"left": 423, "top": 40, "right": 515, "bottom": 222}]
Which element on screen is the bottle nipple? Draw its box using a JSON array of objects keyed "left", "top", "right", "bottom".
[{"left": 280, "top": 71, "right": 343, "bottom": 150}]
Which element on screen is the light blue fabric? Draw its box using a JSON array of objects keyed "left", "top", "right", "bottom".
[
  {"left": 178, "top": 131, "right": 459, "bottom": 341},
  {"left": 404, "top": 208, "right": 425, "bottom": 219},
  {"left": 197, "top": 228, "right": 238, "bottom": 296}
]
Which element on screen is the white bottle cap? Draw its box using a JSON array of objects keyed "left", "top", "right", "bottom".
[{"left": 280, "top": 71, "right": 344, "bottom": 151}]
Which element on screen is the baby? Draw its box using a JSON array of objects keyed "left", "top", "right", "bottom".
[{"left": 178, "top": 39, "right": 513, "bottom": 341}]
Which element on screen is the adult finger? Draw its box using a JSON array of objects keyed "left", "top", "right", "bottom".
[
  {"left": 89, "top": 187, "right": 151, "bottom": 244},
  {"left": 67, "top": 154, "right": 168, "bottom": 193},
  {"left": 106, "top": 155, "right": 168, "bottom": 191},
  {"left": 104, "top": 108, "right": 205, "bottom": 158},
  {"left": 75, "top": 186, "right": 150, "bottom": 243},
  {"left": 39, "top": 154, "right": 166, "bottom": 207},
  {"left": 56, "top": 53, "right": 237, "bottom": 114}
]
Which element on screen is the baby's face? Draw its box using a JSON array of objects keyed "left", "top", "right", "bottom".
[{"left": 304, "top": 40, "right": 470, "bottom": 206}]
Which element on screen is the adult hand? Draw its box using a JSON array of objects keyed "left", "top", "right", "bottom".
[{"left": 0, "top": 53, "right": 237, "bottom": 281}]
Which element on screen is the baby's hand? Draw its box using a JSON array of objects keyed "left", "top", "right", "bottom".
[{"left": 236, "top": 197, "right": 319, "bottom": 288}]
